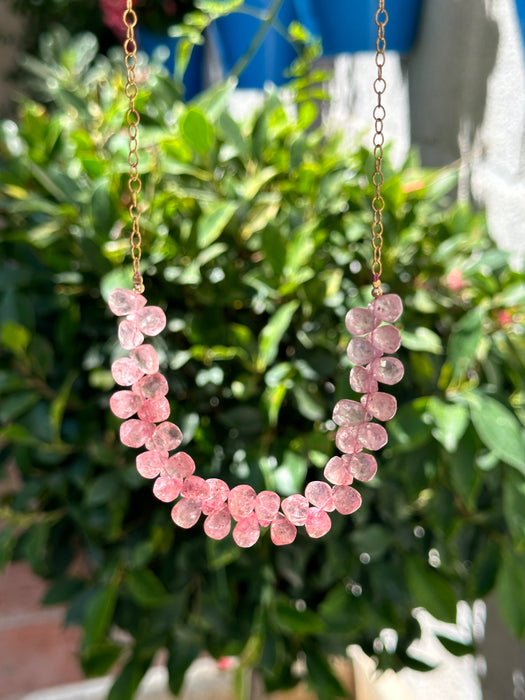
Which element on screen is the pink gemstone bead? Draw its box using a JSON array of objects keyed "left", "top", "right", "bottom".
[
  {"left": 181, "top": 475, "right": 210, "bottom": 501},
  {"left": 332, "top": 399, "right": 366, "bottom": 427},
  {"left": 120, "top": 419, "right": 155, "bottom": 448},
  {"left": 146, "top": 422, "right": 183, "bottom": 451},
  {"left": 332, "top": 485, "right": 362, "bottom": 515},
  {"left": 228, "top": 485, "right": 257, "bottom": 520},
  {"left": 136, "top": 449, "right": 168, "bottom": 478},
  {"left": 135, "top": 306, "right": 166, "bottom": 336},
  {"left": 335, "top": 426, "right": 361, "bottom": 454},
  {"left": 111, "top": 357, "right": 145, "bottom": 386},
  {"left": 118, "top": 319, "right": 144, "bottom": 350},
  {"left": 165, "top": 452, "right": 195, "bottom": 479},
  {"left": 342, "top": 453, "right": 377, "bottom": 482},
  {"left": 305, "top": 481, "right": 333, "bottom": 509},
  {"left": 204, "top": 506, "right": 231, "bottom": 540},
  {"left": 347, "top": 338, "right": 379, "bottom": 365},
  {"left": 232, "top": 513, "right": 260, "bottom": 548},
  {"left": 349, "top": 366, "right": 378, "bottom": 394},
  {"left": 281, "top": 494, "right": 309, "bottom": 526},
  {"left": 255, "top": 490, "right": 281, "bottom": 526},
  {"left": 369, "top": 293, "right": 403, "bottom": 323},
  {"left": 345, "top": 307, "right": 377, "bottom": 335},
  {"left": 270, "top": 515, "right": 297, "bottom": 546},
  {"left": 110, "top": 390, "right": 142, "bottom": 419},
  {"left": 370, "top": 356, "right": 405, "bottom": 385},
  {"left": 362, "top": 392, "right": 397, "bottom": 422},
  {"left": 324, "top": 456, "right": 353, "bottom": 485},
  {"left": 153, "top": 476, "right": 183, "bottom": 502},
  {"left": 131, "top": 345, "right": 160, "bottom": 374},
  {"left": 202, "top": 479, "right": 230, "bottom": 515},
  {"left": 132, "top": 373, "right": 169, "bottom": 399},
  {"left": 171, "top": 498, "right": 202, "bottom": 529},
  {"left": 357, "top": 422, "right": 388, "bottom": 451},
  {"left": 137, "top": 397, "right": 171, "bottom": 423},
  {"left": 108, "top": 288, "right": 146, "bottom": 316},
  {"left": 305, "top": 508, "right": 332, "bottom": 538},
  {"left": 370, "top": 325, "right": 401, "bottom": 354}
]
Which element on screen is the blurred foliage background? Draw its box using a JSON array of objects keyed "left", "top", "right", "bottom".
[{"left": 1, "top": 19, "right": 525, "bottom": 700}]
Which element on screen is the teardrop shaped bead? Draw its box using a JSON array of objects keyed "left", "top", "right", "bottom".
[
  {"left": 332, "top": 485, "right": 362, "bottom": 515},
  {"left": 324, "top": 456, "right": 353, "bottom": 485},
  {"left": 362, "top": 392, "right": 397, "bottom": 422},
  {"left": 136, "top": 306, "right": 167, "bottom": 336},
  {"left": 132, "top": 372, "right": 169, "bottom": 399},
  {"left": 369, "top": 293, "right": 403, "bottom": 322},
  {"left": 131, "top": 344, "right": 160, "bottom": 374},
  {"left": 120, "top": 419, "right": 155, "bottom": 448},
  {"left": 108, "top": 288, "right": 146, "bottom": 316},
  {"left": 202, "top": 479, "right": 230, "bottom": 515},
  {"left": 357, "top": 422, "right": 388, "bottom": 451},
  {"left": 153, "top": 476, "right": 183, "bottom": 502},
  {"left": 305, "top": 481, "right": 333, "bottom": 509},
  {"left": 255, "top": 490, "right": 281, "bottom": 526},
  {"left": 118, "top": 320, "right": 144, "bottom": 350},
  {"left": 137, "top": 397, "right": 171, "bottom": 423},
  {"left": 342, "top": 452, "right": 377, "bottom": 482},
  {"left": 304, "top": 507, "right": 332, "bottom": 538},
  {"left": 110, "top": 390, "right": 142, "bottom": 419},
  {"left": 232, "top": 513, "right": 260, "bottom": 548},
  {"left": 370, "top": 356, "right": 405, "bottom": 385},
  {"left": 270, "top": 515, "right": 297, "bottom": 546},
  {"left": 332, "top": 399, "right": 365, "bottom": 427},
  {"left": 171, "top": 498, "right": 202, "bottom": 529},
  {"left": 347, "top": 338, "right": 379, "bottom": 365},
  {"left": 165, "top": 452, "right": 195, "bottom": 479},
  {"left": 370, "top": 325, "right": 401, "bottom": 354},
  {"left": 281, "top": 494, "right": 309, "bottom": 526},
  {"left": 345, "top": 307, "right": 377, "bottom": 335},
  {"left": 181, "top": 475, "right": 211, "bottom": 501},
  {"left": 228, "top": 484, "right": 257, "bottom": 520},
  {"left": 136, "top": 449, "right": 168, "bottom": 478},
  {"left": 349, "top": 366, "right": 378, "bottom": 393},
  {"left": 147, "top": 421, "right": 183, "bottom": 451},
  {"left": 111, "top": 357, "right": 145, "bottom": 386},
  {"left": 335, "top": 425, "right": 362, "bottom": 454},
  {"left": 204, "top": 506, "right": 231, "bottom": 540}
]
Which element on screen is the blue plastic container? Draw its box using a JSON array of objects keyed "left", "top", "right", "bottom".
[
  {"left": 213, "top": 0, "right": 298, "bottom": 88},
  {"left": 137, "top": 27, "right": 204, "bottom": 99},
  {"left": 293, "top": 0, "right": 424, "bottom": 55}
]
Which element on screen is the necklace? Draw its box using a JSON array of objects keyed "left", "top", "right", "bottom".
[{"left": 108, "top": 0, "right": 404, "bottom": 548}]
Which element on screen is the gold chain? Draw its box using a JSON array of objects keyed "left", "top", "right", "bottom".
[
  {"left": 371, "top": 0, "right": 388, "bottom": 298},
  {"left": 123, "top": 0, "right": 144, "bottom": 294}
]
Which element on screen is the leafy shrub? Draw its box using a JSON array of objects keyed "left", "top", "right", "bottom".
[{"left": 1, "top": 29, "right": 525, "bottom": 700}]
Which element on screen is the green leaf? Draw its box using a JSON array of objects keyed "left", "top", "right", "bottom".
[
  {"left": 401, "top": 327, "right": 443, "bottom": 354},
  {"left": 350, "top": 525, "right": 393, "bottom": 560},
  {"left": 43, "top": 577, "right": 85, "bottom": 605},
  {"left": 0, "top": 392, "right": 40, "bottom": 422},
  {"left": 257, "top": 300, "right": 300, "bottom": 371},
  {"left": 405, "top": 559, "right": 457, "bottom": 622},
  {"left": 197, "top": 201, "right": 237, "bottom": 248},
  {"left": 0, "top": 528, "right": 16, "bottom": 571},
  {"left": 85, "top": 473, "right": 121, "bottom": 506},
  {"left": 468, "top": 392, "right": 525, "bottom": 474},
  {"left": 49, "top": 371, "right": 77, "bottom": 442},
  {"left": 83, "top": 584, "right": 118, "bottom": 648},
  {"left": 306, "top": 646, "right": 345, "bottom": 700},
  {"left": 1, "top": 321, "right": 31, "bottom": 354},
  {"left": 167, "top": 630, "right": 201, "bottom": 696},
  {"left": 497, "top": 549, "right": 525, "bottom": 639},
  {"left": 503, "top": 472, "right": 525, "bottom": 547},
  {"left": 81, "top": 640, "right": 122, "bottom": 677},
  {"left": 218, "top": 110, "right": 247, "bottom": 157},
  {"left": 181, "top": 107, "right": 214, "bottom": 154},
  {"left": 275, "top": 601, "right": 325, "bottom": 635},
  {"left": 435, "top": 634, "right": 476, "bottom": 657},
  {"left": 108, "top": 652, "right": 154, "bottom": 700},
  {"left": 426, "top": 397, "right": 469, "bottom": 452},
  {"left": 447, "top": 307, "right": 485, "bottom": 379},
  {"left": 125, "top": 568, "right": 170, "bottom": 607}
]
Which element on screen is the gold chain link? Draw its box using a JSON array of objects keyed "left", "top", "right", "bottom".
[
  {"left": 371, "top": 0, "right": 388, "bottom": 298},
  {"left": 123, "top": 0, "right": 145, "bottom": 294}
]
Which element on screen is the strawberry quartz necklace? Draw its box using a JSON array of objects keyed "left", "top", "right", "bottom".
[{"left": 108, "top": 0, "right": 403, "bottom": 548}]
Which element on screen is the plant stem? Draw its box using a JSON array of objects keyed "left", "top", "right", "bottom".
[{"left": 230, "top": 0, "right": 286, "bottom": 80}]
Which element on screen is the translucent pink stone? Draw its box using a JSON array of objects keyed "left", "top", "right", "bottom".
[
  {"left": 120, "top": 419, "right": 155, "bottom": 448},
  {"left": 342, "top": 453, "right": 377, "bottom": 482},
  {"left": 136, "top": 449, "right": 168, "bottom": 478},
  {"left": 332, "top": 399, "right": 365, "bottom": 426},
  {"left": 118, "top": 319, "right": 144, "bottom": 350},
  {"left": 204, "top": 506, "right": 231, "bottom": 540},
  {"left": 146, "top": 422, "right": 183, "bottom": 450},
  {"left": 305, "top": 508, "right": 332, "bottom": 538},
  {"left": 347, "top": 338, "right": 379, "bottom": 365},
  {"left": 369, "top": 293, "right": 403, "bottom": 322},
  {"left": 232, "top": 513, "right": 260, "bottom": 548},
  {"left": 165, "top": 452, "right": 195, "bottom": 479},
  {"left": 255, "top": 490, "right": 281, "bottom": 525},
  {"left": 131, "top": 345, "right": 160, "bottom": 374},
  {"left": 108, "top": 288, "right": 146, "bottom": 316},
  {"left": 349, "top": 366, "right": 378, "bottom": 393},
  {"left": 324, "top": 456, "right": 353, "bottom": 485},
  {"left": 171, "top": 498, "right": 202, "bottom": 529},
  {"left": 270, "top": 515, "right": 297, "bottom": 546},
  {"left": 137, "top": 397, "right": 171, "bottom": 423},
  {"left": 370, "top": 325, "right": 401, "bottom": 354},
  {"left": 153, "top": 476, "right": 183, "bottom": 502},
  {"left": 202, "top": 479, "right": 230, "bottom": 515},
  {"left": 332, "top": 485, "right": 362, "bottom": 515},
  {"left": 281, "top": 494, "right": 309, "bottom": 526},
  {"left": 357, "top": 422, "right": 388, "bottom": 451},
  {"left": 228, "top": 485, "right": 257, "bottom": 520},
  {"left": 111, "top": 357, "right": 144, "bottom": 386},
  {"left": 370, "top": 356, "right": 404, "bottom": 385},
  {"left": 345, "top": 307, "right": 377, "bottom": 335},
  {"left": 135, "top": 306, "right": 166, "bottom": 336},
  {"left": 362, "top": 392, "right": 397, "bottom": 422},
  {"left": 305, "top": 481, "right": 332, "bottom": 509},
  {"left": 132, "top": 372, "right": 169, "bottom": 399},
  {"left": 181, "top": 475, "right": 210, "bottom": 501},
  {"left": 110, "top": 390, "right": 142, "bottom": 419},
  {"left": 335, "top": 426, "right": 361, "bottom": 454}
]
